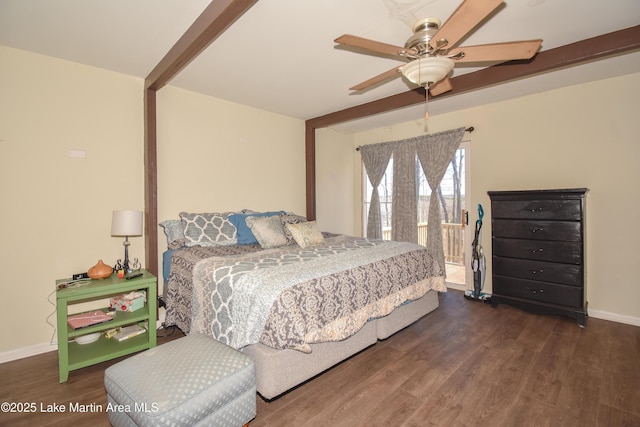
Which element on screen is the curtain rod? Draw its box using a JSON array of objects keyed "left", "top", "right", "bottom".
[{"left": 355, "top": 126, "right": 474, "bottom": 151}]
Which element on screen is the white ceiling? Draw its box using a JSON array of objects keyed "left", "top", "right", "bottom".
[{"left": 1, "top": 0, "right": 639, "bottom": 133}]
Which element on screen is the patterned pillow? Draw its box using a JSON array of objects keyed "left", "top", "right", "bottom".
[
  {"left": 179, "top": 212, "right": 237, "bottom": 247},
  {"left": 228, "top": 211, "right": 284, "bottom": 245},
  {"left": 246, "top": 216, "right": 288, "bottom": 249},
  {"left": 279, "top": 213, "right": 308, "bottom": 245},
  {"left": 285, "top": 221, "right": 325, "bottom": 249},
  {"left": 159, "top": 219, "right": 186, "bottom": 249}
]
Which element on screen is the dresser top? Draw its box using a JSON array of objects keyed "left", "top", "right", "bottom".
[{"left": 488, "top": 188, "right": 588, "bottom": 200}]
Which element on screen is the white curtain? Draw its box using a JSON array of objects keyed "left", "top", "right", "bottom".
[
  {"left": 416, "top": 127, "right": 466, "bottom": 272},
  {"left": 360, "top": 143, "right": 393, "bottom": 239}
]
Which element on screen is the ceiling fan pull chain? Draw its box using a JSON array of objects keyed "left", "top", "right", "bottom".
[
  {"left": 425, "top": 85, "right": 429, "bottom": 120},
  {"left": 418, "top": 58, "right": 429, "bottom": 120}
]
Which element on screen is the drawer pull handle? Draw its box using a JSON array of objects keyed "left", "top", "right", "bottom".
[
  {"left": 525, "top": 287, "right": 544, "bottom": 295},
  {"left": 529, "top": 228, "right": 544, "bottom": 233},
  {"left": 532, "top": 248, "right": 544, "bottom": 254},
  {"left": 529, "top": 207, "right": 543, "bottom": 213},
  {"left": 529, "top": 268, "right": 544, "bottom": 275}
]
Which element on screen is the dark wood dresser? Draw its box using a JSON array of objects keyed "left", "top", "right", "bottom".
[{"left": 488, "top": 188, "right": 588, "bottom": 326}]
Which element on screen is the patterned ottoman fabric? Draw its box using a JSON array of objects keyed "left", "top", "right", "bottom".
[{"left": 104, "top": 334, "right": 256, "bottom": 426}]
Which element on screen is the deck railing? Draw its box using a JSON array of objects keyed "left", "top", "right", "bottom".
[{"left": 382, "top": 223, "right": 465, "bottom": 264}]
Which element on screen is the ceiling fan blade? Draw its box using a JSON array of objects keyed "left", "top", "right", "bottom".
[
  {"left": 350, "top": 66, "right": 402, "bottom": 91},
  {"left": 335, "top": 34, "right": 415, "bottom": 58},
  {"left": 448, "top": 40, "right": 542, "bottom": 63},
  {"left": 428, "top": 77, "right": 453, "bottom": 96},
  {"left": 429, "top": 0, "right": 503, "bottom": 51}
]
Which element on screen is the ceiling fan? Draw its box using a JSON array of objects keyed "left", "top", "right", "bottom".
[{"left": 335, "top": 0, "right": 542, "bottom": 99}]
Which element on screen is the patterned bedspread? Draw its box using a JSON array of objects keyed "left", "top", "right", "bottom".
[
  {"left": 165, "top": 235, "right": 445, "bottom": 353},
  {"left": 164, "top": 244, "right": 262, "bottom": 332}
]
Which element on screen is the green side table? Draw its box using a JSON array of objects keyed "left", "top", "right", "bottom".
[{"left": 56, "top": 270, "right": 157, "bottom": 382}]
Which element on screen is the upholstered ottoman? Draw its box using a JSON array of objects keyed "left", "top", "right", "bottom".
[{"left": 104, "top": 334, "right": 256, "bottom": 427}]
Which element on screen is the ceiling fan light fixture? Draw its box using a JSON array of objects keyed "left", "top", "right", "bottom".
[{"left": 401, "top": 56, "right": 454, "bottom": 87}]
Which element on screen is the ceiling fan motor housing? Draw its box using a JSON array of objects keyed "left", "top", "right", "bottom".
[{"left": 405, "top": 17, "right": 442, "bottom": 55}]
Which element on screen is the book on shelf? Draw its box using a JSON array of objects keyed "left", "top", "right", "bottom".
[
  {"left": 112, "top": 325, "right": 147, "bottom": 342},
  {"left": 67, "top": 310, "right": 114, "bottom": 330}
]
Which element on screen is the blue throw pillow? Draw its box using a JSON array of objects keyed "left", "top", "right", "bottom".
[{"left": 229, "top": 211, "right": 284, "bottom": 245}]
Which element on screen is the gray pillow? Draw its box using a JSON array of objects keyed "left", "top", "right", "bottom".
[{"left": 179, "top": 212, "right": 238, "bottom": 247}]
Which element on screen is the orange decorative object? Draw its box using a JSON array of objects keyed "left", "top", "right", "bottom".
[{"left": 88, "top": 259, "right": 113, "bottom": 279}]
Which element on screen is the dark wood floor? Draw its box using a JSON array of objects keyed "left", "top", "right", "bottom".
[{"left": 1, "top": 290, "right": 638, "bottom": 426}]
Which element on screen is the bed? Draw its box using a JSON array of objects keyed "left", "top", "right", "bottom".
[{"left": 161, "top": 211, "right": 445, "bottom": 399}]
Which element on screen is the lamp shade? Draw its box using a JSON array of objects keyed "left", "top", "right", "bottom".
[{"left": 111, "top": 210, "right": 143, "bottom": 236}]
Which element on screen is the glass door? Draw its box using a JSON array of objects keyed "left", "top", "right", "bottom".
[
  {"left": 363, "top": 140, "right": 471, "bottom": 290},
  {"left": 437, "top": 142, "right": 469, "bottom": 290}
]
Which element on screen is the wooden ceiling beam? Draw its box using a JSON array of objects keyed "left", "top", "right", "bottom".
[
  {"left": 145, "top": 0, "right": 258, "bottom": 90},
  {"left": 144, "top": 0, "right": 257, "bottom": 277},
  {"left": 306, "top": 24, "right": 640, "bottom": 129}
]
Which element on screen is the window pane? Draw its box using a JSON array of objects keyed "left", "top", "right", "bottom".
[
  {"left": 364, "top": 149, "right": 465, "bottom": 240},
  {"left": 364, "top": 157, "right": 394, "bottom": 239},
  {"left": 417, "top": 149, "right": 466, "bottom": 227}
]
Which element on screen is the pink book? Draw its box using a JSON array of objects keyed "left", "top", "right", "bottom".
[{"left": 67, "top": 310, "right": 113, "bottom": 329}]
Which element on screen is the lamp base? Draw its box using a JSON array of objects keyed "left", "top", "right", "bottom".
[{"left": 123, "top": 237, "right": 131, "bottom": 273}]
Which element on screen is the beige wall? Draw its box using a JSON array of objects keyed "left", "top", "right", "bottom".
[
  {"left": 155, "top": 86, "right": 306, "bottom": 280},
  {"left": 315, "top": 127, "right": 356, "bottom": 235},
  {"left": 0, "top": 46, "right": 307, "bottom": 358},
  {"left": 316, "top": 72, "right": 640, "bottom": 324},
  {"left": 0, "top": 46, "right": 145, "bottom": 355}
]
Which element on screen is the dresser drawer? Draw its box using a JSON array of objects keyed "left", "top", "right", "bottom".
[
  {"left": 492, "top": 219, "right": 581, "bottom": 242},
  {"left": 493, "top": 256, "right": 583, "bottom": 286},
  {"left": 493, "top": 276, "right": 583, "bottom": 308},
  {"left": 491, "top": 199, "right": 582, "bottom": 220},
  {"left": 493, "top": 238, "right": 582, "bottom": 264}
]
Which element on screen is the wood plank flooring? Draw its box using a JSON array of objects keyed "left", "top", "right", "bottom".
[{"left": 1, "top": 289, "right": 638, "bottom": 426}]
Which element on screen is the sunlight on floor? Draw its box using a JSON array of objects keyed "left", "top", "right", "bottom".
[{"left": 445, "top": 263, "right": 467, "bottom": 291}]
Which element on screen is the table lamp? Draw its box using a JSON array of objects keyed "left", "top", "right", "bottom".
[{"left": 111, "top": 210, "right": 143, "bottom": 273}]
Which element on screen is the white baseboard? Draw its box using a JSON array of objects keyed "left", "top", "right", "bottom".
[
  {"left": 0, "top": 342, "right": 57, "bottom": 364},
  {"left": 588, "top": 309, "right": 640, "bottom": 327}
]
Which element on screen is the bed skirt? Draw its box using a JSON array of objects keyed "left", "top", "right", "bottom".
[{"left": 243, "top": 290, "right": 439, "bottom": 399}]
